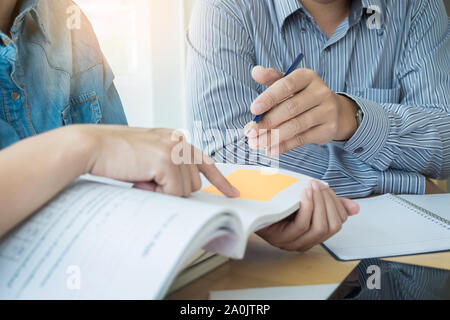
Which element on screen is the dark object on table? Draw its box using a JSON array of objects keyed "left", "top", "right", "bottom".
[{"left": 328, "top": 259, "right": 450, "bottom": 300}]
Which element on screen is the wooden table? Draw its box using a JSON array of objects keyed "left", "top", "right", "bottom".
[
  {"left": 168, "top": 182, "right": 449, "bottom": 300},
  {"left": 167, "top": 234, "right": 450, "bottom": 300}
]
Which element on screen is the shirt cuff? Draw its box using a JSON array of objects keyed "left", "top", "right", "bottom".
[
  {"left": 375, "top": 170, "right": 426, "bottom": 195},
  {"left": 337, "top": 93, "right": 390, "bottom": 166}
]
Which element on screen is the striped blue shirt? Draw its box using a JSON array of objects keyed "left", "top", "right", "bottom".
[{"left": 186, "top": 0, "right": 450, "bottom": 198}]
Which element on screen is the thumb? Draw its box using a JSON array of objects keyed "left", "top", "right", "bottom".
[
  {"left": 252, "top": 66, "right": 284, "bottom": 86},
  {"left": 133, "top": 181, "right": 157, "bottom": 192},
  {"left": 340, "top": 198, "right": 360, "bottom": 216}
]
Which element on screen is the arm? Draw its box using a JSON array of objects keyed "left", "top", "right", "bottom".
[
  {"left": 340, "top": 0, "right": 450, "bottom": 179},
  {"left": 0, "top": 126, "right": 90, "bottom": 237},
  {"left": 0, "top": 125, "right": 240, "bottom": 238}
]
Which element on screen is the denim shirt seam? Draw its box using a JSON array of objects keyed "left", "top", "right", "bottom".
[
  {"left": 0, "top": 83, "right": 11, "bottom": 124},
  {"left": 67, "top": 91, "right": 102, "bottom": 124},
  {"left": 26, "top": 39, "right": 104, "bottom": 79},
  {"left": 70, "top": 61, "right": 103, "bottom": 79},
  {"left": 15, "top": 59, "right": 36, "bottom": 135},
  {"left": 70, "top": 94, "right": 98, "bottom": 107},
  {"left": 26, "top": 40, "right": 72, "bottom": 77}
]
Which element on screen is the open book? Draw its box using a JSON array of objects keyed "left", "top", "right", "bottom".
[
  {"left": 168, "top": 251, "right": 229, "bottom": 295},
  {"left": 0, "top": 164, "right": 314, "bottom": 300},
  {"left": 323, "top": 193, "right": 450, "bottom": 261}
]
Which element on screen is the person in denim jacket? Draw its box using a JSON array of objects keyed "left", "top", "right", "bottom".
[{"left": 0, "top": 0, "right": 127, "bottom": 149}]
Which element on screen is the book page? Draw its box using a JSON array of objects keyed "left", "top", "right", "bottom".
[
  {"left": 202, "top": 169, "right": 300, "bottom": 202},
  {"left": 196, "top": 164, "right": 315, "bottom": 234},
  {"left": 0, "top": 181, "right": 234, "bottom": 299}
]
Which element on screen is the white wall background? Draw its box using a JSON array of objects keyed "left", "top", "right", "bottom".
[{"left": 77, "top": 0, "right": 197, "bottom": 130}]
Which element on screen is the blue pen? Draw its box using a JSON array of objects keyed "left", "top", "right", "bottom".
[{"left": 246, "top": 53, "right": 304, "bottom": 134}]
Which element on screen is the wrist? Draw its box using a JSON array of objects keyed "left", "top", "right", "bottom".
[
  {"left": 335, "top": 94, "right": 359, "bottom": 141},
  {"left": 62, "top": 125, "right": 100, "bottom": 175}
]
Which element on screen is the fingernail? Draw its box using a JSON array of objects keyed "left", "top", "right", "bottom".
[
  {"left": 245, "top": 122, "right": 258, "bottom": 137},
  {"left": 319, "top": 181, "right": 328, "bottom": 190},
  {"left": 251, "top": 102, "right": 265, "bottom": 114},
  {"left": 306, "top": 187, "right": 312, "bottom": 200},
  {"left": 312, "top": 180, "right": 320, "bottom": 192},
  {"left": 247, "top": 129, "right": 258, "bottom": 138},
  {"left": 350, "top": 203, "right": 360, "bottom": 215},
  {"left": 231, "top": 187, "right": 240, "bottom": 197}
]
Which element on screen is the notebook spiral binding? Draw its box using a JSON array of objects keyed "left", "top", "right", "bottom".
[{"left": 389, "top": 194, "right": 450, "bottom": 229}]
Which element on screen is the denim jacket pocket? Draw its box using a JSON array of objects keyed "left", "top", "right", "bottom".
[
  {"left": 345, "top": 87, "right": 401, "bottom": 104},
  {"left": 62, "top": 91, "right": 102, "bottom": 125}
]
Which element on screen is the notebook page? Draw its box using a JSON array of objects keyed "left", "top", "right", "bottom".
[
  {"left": 399, "top": 194, "right": 450, "bottom": 222},
  {"left": 0, "top": 181, "right": 230, "bottom": 300},
  {"left": 323, "top": 194, "right": 450, "bottom": 261}
]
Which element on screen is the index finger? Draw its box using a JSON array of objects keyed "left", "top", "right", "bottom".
[
  {"left": 250, "top": 69, "right": 314, "bottom": 115},
  {"left": 198, "top": 162, "right": 240, "bottom": 198}
]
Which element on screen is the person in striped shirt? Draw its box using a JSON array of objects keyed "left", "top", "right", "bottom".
[{"left": 187, "top": 0, "right": 450, "bottom": 250}]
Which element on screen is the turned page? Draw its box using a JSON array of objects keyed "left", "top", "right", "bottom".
[
  {"left": 0, "top": 181, "right": 233, "bottom": 300},
  {"left": 195, "top": 164, "right": 316, "bottom": 233}
]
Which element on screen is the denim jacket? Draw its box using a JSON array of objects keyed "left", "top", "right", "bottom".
[{"left": 0, "top": 0, "right": 127, "bottom": 149}]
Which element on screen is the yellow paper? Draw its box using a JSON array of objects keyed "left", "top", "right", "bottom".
[{"left": 202, "top": 169, "right": 299, "bottom": 202}]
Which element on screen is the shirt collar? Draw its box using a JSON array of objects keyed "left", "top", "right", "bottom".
[
  {"left": 274, "top": 0, "right": 386, "bottom": 30},
  {"left": 273, "top": 0, "right": 304, "bottom": 30},
  {"left": 10, "top": 0, "right": 50, "bottom": 43}
]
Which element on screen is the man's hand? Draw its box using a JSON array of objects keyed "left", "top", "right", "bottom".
[
  {"left": 80, "top": 126, "right": 240, "bottom": 198},
  {"left": 257, "top": 180, "right": 360, "bottom": 252},
  {"left": 245, "top": 66, "right": 359, "bottom": 156}
]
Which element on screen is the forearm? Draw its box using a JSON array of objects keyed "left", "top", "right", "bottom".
[
  {"left": 341, "top": 0, "right": 450, "bottom": 180},
  {"left": 0, "top": 126, "right": 94, "bottom": 237},
  {"left": 338, "top": 96, "right": 450, "bottom": 179}
]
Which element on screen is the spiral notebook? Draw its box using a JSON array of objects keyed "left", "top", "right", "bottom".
[{"left": 323, "top": 194, "right": 450, "bottom": 261}]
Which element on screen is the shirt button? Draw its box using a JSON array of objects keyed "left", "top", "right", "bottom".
[
  {"left": 301, "top": 28, "right": 307, "bottom": 33},
  {"left": 11, "top": 92, "right": 21, "bottom": 101},
  {"left": 354, "top": 147, "right": 364, "bottom": 154}
]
